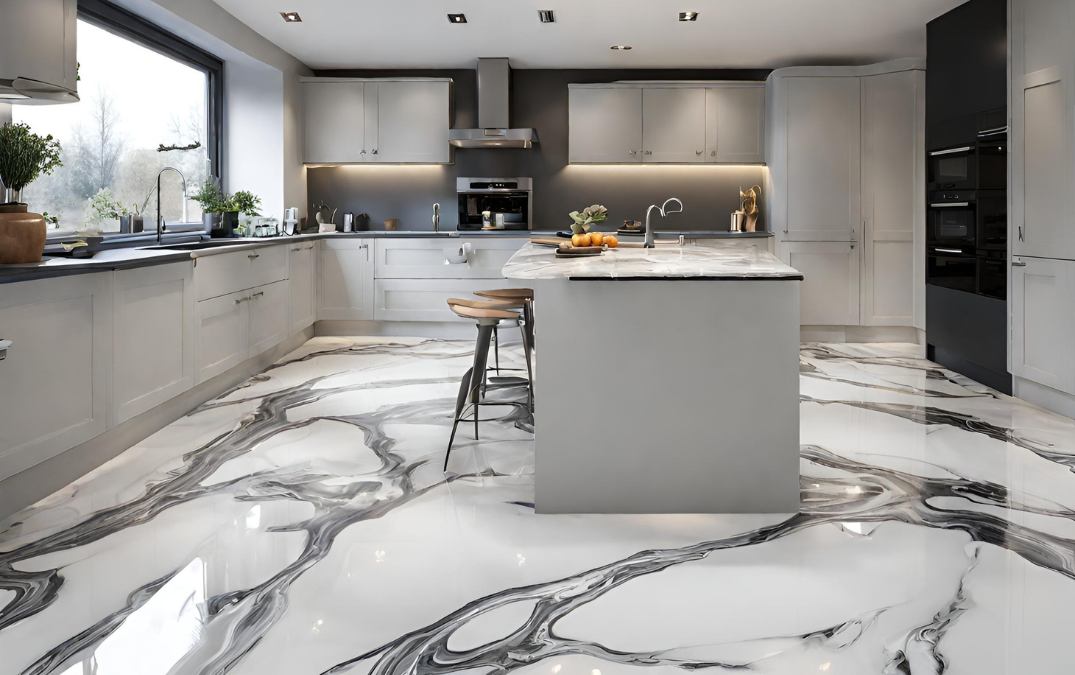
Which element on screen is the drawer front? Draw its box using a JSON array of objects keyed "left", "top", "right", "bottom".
[
  {"left": 195, "top": 245, "right": 289, "bottom": 300},
  {"left": 374, "top": 237, "right": 524, "bottom": 279},
  {"left": 247, "top": 245, "right": 289, "bottom": 288},
  {"left": 374, "top": 278, "right": 516, "bottom": 322},
  {"left": 248, "top": 280, "right": 290, "bottom": 356}
]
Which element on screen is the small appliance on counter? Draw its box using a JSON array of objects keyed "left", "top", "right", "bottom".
[
  {"left": 457, "top": 177, "right": 532, "bottom": 231},
  {"left": 283, "top": 207, "right": 299, "bottom": 235}
]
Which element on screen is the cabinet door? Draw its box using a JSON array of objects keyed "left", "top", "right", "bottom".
[
  {"left": 1010, "top": 257, "right": 1075, "bottom": 393},
  {"left": 780, "top": 241, "right": 861, "bottom": 326},
  {"left": 373, "top": 237, "right": 522, "bottom": 279},
  {"left": 783, "top": 76, "right": 861, "bottom": 241},
  {"left": 706, "top": 85, "right": 765, "bottom": 163},
  {"left": 195, "top": 291, "right": 249, "bottom": 383},
  {"left": 289, "top": 243, "right": 317, "bottom": 332},
  {"left": 303, "top": 81, "right": 365, "bottom": 163},
  {"left": 0, "top": 274, "right": 112, "bottom": 481},
  {"left": 375, "top": 81, "right": 450, "bottom": 163},
  {"left": 112, "top": 263, "right": 195, "bottom": 424},
  {"left": 642, "top": 88, "right": 706, "bottom": 163},
  {"left": 318, "top": 240, "right": 375, "bottom": 320},
  {"left": 861, "top": 70, "right": 922, "bottom": 327},
  {"left": 249, "top": 281, "right": 290, "bottom": 356},
  {"left": 569, "top": 87, "right": 643, "bottom": 163},
  {"left": 364, "top": 82, "right": 379, "bottom": 159}
]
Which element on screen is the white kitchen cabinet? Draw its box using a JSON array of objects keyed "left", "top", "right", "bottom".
[
  {"left": 112, "top": 263, "right": 194, "bottom": 424},
  {"left": 195, "top": 290, "right": 250, "bottom": 383},
  {"left": 375, "top": 81, "right": 451, "bottom": 163},
  {"left": 248, "top": 281, "right": 290, "bottom": 357},
  {"left": 706, "top": 85, "right": 765, "bottom": 163},
  {"left": 1010, "top": 257, "right": 1075, "bottom": 393},
  {"left": 642, "top": 88, "right": 706, "bottom": 163},
  {"left": 319, "top": 239, "right": 375, "bottom": 320},
  {"left": 374, "top": 278, "right": 517, "bottom": 322},
  {"left": 568, "top": 86, "right": 644, "bottom": 163},
  {"left": 374, "top": 237, "right": 521, "bottom": 279},
  {"left": 778, "top": 75, "right": 862, "bottom": 242},
  {"left": 194, "top": 245, "right": 288, "bottom": 301},
  {"left": 289, "top": 243, "right": 317, "bottom": 332},
  {"left": 780, "top": 241, "right": 861, "bottom": 326},
  {"left": 303, "top": 80, "right": 366, "bottom": 164},
  {"left": 302, "top": 78, "right": 451, "bottom": 164},
  {"left": 0, "top": 274, "right": 112, "bottom": 481},
  {"left": 860, "top": 70, "right": 922, "bottom": 327}
]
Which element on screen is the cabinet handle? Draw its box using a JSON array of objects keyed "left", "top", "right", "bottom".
[
  {"left": 252, "top": 290, "right": 265, "bottom": 299},
  {"left": 695, "top": 150, "right": 703, "bottom": 156},
  {"left": 1012, "top": 260, "right": 1027, "bottom": 267},
  {"left": 361, "top": 149, "right": 367, "bottom": 155},
  {"left": 234, "top": 296, "right": 249, "bottom": 304},
  {"left": 710, "top": 150, "right": 717, "bottom": 157},
  {"left": 291, "top": 246, "right": 302, "bottom": 252},
  {"left": 643, "top": 150, "right": 653, "bottom": 156},
  {"left": 371, "top": 148, "right": 378, "bottom": 155},
  {"left": 1018, "top": 225, "right": 1025, "bottom": 242},
  {"left": 248, "top": 253, "right": 260, "bottom": 259},
  {"left": 628, "top": 149, "right": 637, "bottom": 156}
]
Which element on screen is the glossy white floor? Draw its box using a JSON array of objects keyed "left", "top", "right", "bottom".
[{"left": 1, "top": 337, "right": 1074, "bottom": 675}]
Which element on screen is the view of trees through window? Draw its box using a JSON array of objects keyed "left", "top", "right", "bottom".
[{"left": 13, "top": 19, "right": 211, "bottom": 234}]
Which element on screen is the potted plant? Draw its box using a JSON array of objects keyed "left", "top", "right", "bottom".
[
  {"left": 225, "top": 190, "right": 262, "bottom": 236},
  {"left": 191, "top": 178, "right": 227, "bottom": 232},
  {"left": 0, "top": 122, "right": 62, "bottom": 263},
  {"left": 568, "top": 204, "right": 608, "bottom": 234},
  {"left": 88, "top": 188, "right": 124, "bottom": 228},
  {"left": 190, "top": 181, "right": 261, "bottom": 237}
]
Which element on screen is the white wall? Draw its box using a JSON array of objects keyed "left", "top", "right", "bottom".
[{"left": 111, "top": 0, "right": 311, "bottom": 220}]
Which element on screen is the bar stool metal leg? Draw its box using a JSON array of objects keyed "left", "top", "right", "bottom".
[{"left": 445, "top": 321, "right": 495, "bottom": 471}]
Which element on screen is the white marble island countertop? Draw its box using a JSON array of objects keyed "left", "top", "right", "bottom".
[{"left": 502, "top": 242, "right": 803, "bottom": 280}]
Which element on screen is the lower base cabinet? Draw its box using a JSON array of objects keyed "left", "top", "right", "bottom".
[
  {"left": 112, "top": 263, "right": 195, "bottom": 424},
  {"left": 1010, "top": 256, "right": 1075, "bottom": 394},
  {"left": 318, "top": 239, "right": 374, "bottom": 320},
  {"left": 289, "top": 243, "right": 317, "bottom": 331},
  {"left": 249, "top": 281, "right": 290, "bottom": 356},
  {"left": 0, "top": 274, "right": 113, "bottom": 481},
  {"left": 195, "top": 280, "right": 291, "bottom": 384},
  {"left": 779, "top": 241, "right": 861, "bottom": 325}
]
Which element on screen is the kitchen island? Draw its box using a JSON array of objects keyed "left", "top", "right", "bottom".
[{"left": 503, "top": 242, "right": 803, "bottom": 514}]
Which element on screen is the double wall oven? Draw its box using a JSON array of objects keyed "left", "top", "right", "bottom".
[{"left": 926, "top": 128, "right": 1007, "bottom": 300}]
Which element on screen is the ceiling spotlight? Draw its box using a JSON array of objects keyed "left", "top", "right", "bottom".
[
  {"left": 447, "top": 13, "right": 468, "bottom": 24},
  {"left": 279, "top": 11, "right": 302, "bottom": 23},
  {"left": 678, "top": 11, "right": 699, "bottom": 21},
  {"left": 610, "top": 45, "right": 633, "bottom": 51},
  {"left": 538, "top": 9, "right": 556, "bottom": 23}
]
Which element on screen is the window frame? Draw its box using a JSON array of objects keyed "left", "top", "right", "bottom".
[{"left": 77, "top": 0, "right": 224, "bottom": 183}]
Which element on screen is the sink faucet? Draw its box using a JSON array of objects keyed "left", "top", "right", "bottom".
[
  {"left": 644, "top": 197, "right": 684, "bottom": 248},
  {"left": 432, "top": 202, "right": 441, "bottom": 232},
  {"left": 156, "top": 167, "right": 188, "bottom": 245}
]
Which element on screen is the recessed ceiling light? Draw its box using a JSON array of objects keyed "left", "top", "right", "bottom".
[
  {"left": 447, "top": 13, "right": 468, "bottom": 24},
  {"left": 280, "top": 11, "right": 302, "bottom": 23},
  {"left": 538, "top": 10, "right": 556, "bottom": 23},
  {"left": 679, "top": 11, "right": 699, "bottom": 21},
  {"left": 610, "top": 44, "right": 633, "bottom": 51}
]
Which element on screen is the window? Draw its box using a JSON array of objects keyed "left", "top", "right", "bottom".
[{"left": 12, "top": 0, "right": 222, "bottom": 236}]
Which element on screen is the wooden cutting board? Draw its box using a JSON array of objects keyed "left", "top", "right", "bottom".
[{"left": 531, "top": 237, "right": 565, "bottom": 247}]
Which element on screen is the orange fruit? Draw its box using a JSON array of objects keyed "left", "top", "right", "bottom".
[
  {"left": 571, "top": 233, "right": 586, "bottom": 247},
  {"left": 589, "top": 232, "right": 604, "bottom": 247},
  {"left": 605, "top": 235, "right": 619, "bottom": 248}
]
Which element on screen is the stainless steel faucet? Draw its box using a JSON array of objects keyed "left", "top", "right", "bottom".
[
  {"left": 156, "top": 167, "right": 188, "bottom": 245},
  {"left": 432, "top": 202, "right": 441, "bottom": 232},
  {"left": 644, "top": 197, "right": 684, "bottom": 248}
]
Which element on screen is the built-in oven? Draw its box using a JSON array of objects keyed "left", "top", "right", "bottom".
[
  {"left": 927, "top": 191, "right": 977, "bottom": 251},
  {"left": 927, "top": 247, "right": 977, "bottom": 294},
  {"left": 928, "top": 145, "right": 976, "bottom": 191},
  {"left": 456, "top": 177, "right": 533, "bottom": 231}
]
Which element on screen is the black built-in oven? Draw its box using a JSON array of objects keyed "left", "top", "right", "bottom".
[
  {"left": 927, "top": 191, "right": 977, "bottom": 252},
  {"left": 927, "top": 127, "right": 1006, "bottom": 192}
]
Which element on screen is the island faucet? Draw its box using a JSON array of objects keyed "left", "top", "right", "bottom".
[
  {"left": 156, "top": 167, "right": 188, "bottom": 245},
  {"left": 644, "top": 197, "right": 684, "bottom": 248}
]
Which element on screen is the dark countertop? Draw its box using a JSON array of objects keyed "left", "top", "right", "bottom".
[{"left": 1, "top": 229, "right": 773, "bottom": 284}]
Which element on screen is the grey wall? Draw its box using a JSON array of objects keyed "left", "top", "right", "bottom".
[{"left": 308, "top": 68, "right": 771, "bottom": 232}]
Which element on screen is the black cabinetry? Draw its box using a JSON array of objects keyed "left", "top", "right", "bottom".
[{"left": 926, "top": 0, "right": 1007, "bottom": 148}]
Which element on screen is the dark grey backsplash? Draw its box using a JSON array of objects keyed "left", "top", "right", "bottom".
[{"left": 307, "top": 68, "right": 771, "bottom": 232}]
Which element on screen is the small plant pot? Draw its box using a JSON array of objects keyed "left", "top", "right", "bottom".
[
  {"left": 0, "top": 210, "right": 47, "bottom": 264},
  {"left": 210, "top": 211, "right": 240, "bottom": 238}
]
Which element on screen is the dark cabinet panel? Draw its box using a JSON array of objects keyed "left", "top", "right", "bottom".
[{"left": 926, "top": 0, "right": 1007, "bottom": 148}]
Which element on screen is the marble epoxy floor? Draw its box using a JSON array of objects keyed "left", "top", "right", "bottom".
[{"left": 1, "top": 338, "right": 1074, "bottom": 674}]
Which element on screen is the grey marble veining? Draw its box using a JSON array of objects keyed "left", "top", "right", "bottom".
[
  {"left": 2, "top": 338, "right": 1075, "bottom": 674},
  {"left": 502, "top": 242, "right": 803, "bottom": 280}
]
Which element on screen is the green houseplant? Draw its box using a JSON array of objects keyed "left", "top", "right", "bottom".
[
  {"left": 190, "top": 180, "right": 262, "bottom": 237},
  {"left": 568, "top": 204, "right": 608, "bottom": 234},
  {"left": 0, "top": 122, "right": 63, "bottom": 206}
]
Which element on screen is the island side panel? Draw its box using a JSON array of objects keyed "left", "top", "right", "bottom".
[{"left": 532, "top": 277, "right": 800, "bottom": 514}]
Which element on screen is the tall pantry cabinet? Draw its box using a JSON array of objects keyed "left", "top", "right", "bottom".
[{"left": 766, "top": 60, "right": 925, "bottom": 336}]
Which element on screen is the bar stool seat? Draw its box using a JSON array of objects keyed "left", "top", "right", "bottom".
[
  {"left": 444, "top": 298, "right": 534, "bottom": 471},
  {"left": 474, "top": 288, "right": 534, "bottom": 301}
]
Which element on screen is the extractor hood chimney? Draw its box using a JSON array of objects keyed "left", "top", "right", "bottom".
[{"left": 448, "top": 58, "right": 539, "bottom": 149}]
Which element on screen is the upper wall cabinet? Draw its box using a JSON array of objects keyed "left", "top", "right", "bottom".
[
  {"left": 302, "top": 78, "right": 451, "bottom": 164},
  {"left": 0, "top": 0, "right": 78, "bottom": 103},
  {"left": 568, "top": 82, "right": 765, "bottom": 164}
]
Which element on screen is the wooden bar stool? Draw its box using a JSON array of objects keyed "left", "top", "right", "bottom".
[
  {"left": 474, "top": 288, "right": 536, "bottom": 371},
  {"left": 444, "top": 299, "right": 534, "bottom": 471}
]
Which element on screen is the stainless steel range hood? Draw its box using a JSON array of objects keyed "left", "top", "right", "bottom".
[{"left": 449, "top": 58, "right": 538, "bottom": 149}]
